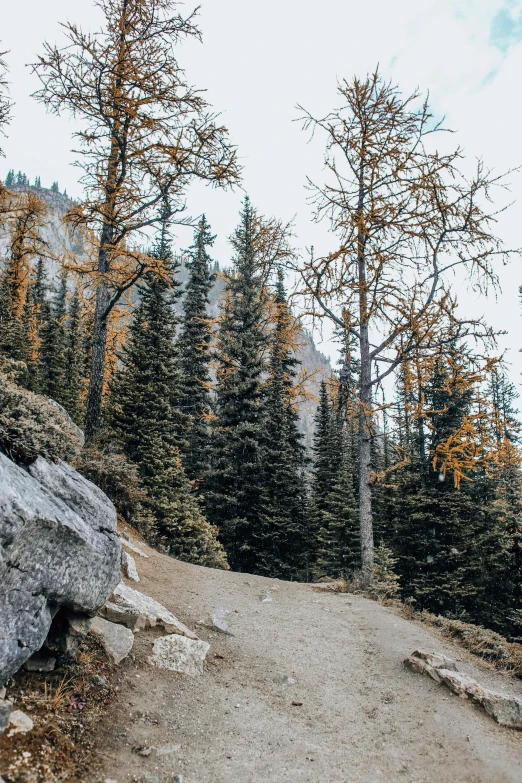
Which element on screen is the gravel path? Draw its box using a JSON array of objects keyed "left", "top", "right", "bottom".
[{"left": 89, "top": 539, "right": 522, "bottom": 783}]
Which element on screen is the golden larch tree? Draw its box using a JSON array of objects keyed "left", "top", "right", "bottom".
[
  {"left": 296, "top": 70, "right": 513, "bottom": 578},
  {"left": 32, "top": 0, "right": 241, "bottom": 441}
]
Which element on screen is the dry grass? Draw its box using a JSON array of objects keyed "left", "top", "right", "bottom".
[{"left": 0, "top": 634, "right": 120, "bottom": 782}]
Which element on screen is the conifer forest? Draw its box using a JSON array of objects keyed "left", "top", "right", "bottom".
[{"left": 2, "top": 0, "right": 522, "bottom": 648}]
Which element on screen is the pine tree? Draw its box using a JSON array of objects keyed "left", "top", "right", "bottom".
[
  {"left": 62, "top": 290, "right": 87, "bottom": 424},
  {"left": 206, "top": 198, "right": 269, "bottom": 573},
  {"left": 108, "top": 225, "right": 227, "bottom": 569},
  {"left": 311, "top": 379, "right": 360, "bottom": 580},
  {"left": 393, "top": 347, "right": 503, "bottom": 621},
  {"left": 257, "top": 272, "right": 309, "bottom": 579},
  {"left": 178, "top": 216, "right": 215, "bottom": 486},
  {"left": 4, "top": 169, "right": 14, "bottom": 187},
  {"left": 39, "top": 272, "right": 68, "bottom": 403}
]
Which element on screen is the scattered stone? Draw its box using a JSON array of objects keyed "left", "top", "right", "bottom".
[
  {"left": 90, "top": 617, "right": 134, "bottom": 664},
  {"left": 208, "top": 608, "right": 234, "bottom": 635},
  {"left": 409, "top": 649, "right": 458, "bottom": 672},
  {"left": 0, "top": 698, "right": 13, "bottom": 734},
  {"left": 173, "top": 776, "right": 183, "bottom": 783},
  {"left": 405, "top": 650, "right": 522, "bottom": 729},
  {"left": 148, "top": 635, "right": 210, "bottom": 676},
  {"left": 7, "top": 709, "right": 34, "bottom": 736},
  {"left": 24, "top": 651, "right": 56, "bottom": 672},
  {"left": 278, "top": 676, "right": 297, "bottom": 686},
  {"left": 260, "top": 592, "right": 272, "bottom": 603},
  {"left": 292, "top": 700, "right": 303, "bottom": 706},
  {"left": 156, "top": 742, "right": 181, "bottom": 756},
  {"left": 122, "top": 550, "right": 140, "bottom": 582},
  {"left": 100, "top": 583, "right": 197, "bottom": 639},
  {"left": 140, "top": 776, "right": 159, "bottom": 783},
  {"left": 120, "top": 538, "right": 149, "bottom": 558},
  {"left": 132, "top": 745, "right": 155, "bottom": 756}
]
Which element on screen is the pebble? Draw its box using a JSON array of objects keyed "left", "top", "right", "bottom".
[
  {"left": 132, "top": 745, "right": 155, "bottom": 757},
  {"left": 7, "top": 710, "right": 33, "bottom": 736}
]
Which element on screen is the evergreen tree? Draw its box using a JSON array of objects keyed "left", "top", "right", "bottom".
[
  {"left": 39, "top": 272, "right": 68, "bottom": 403},
  {"left": 393, "top": 347, "right": 503, "bottom": 621},
  {"left": 4, "top": 169, "right": 14, "bottom": 187},
  {"left": 311, "top": 378, "right": 360, "bottom": 580},
  {"left": 257, "top": 272, "right": 309, "bottom": 578},
  {"left": 108, "top": 225, "right": 227, "bottom": 569},
  {"left": 206, "top": 198, "right": 269, "bottom": 573},
  {"left": 62, "top": 290, "right": 87, "bottom": 424},
  {"left": 178, "top": 216, "right": 215, "bottom": 485}
]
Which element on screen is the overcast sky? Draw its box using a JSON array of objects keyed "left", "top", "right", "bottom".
[{"left": 2, "top": 0, "right": 522, "bottom": 379}]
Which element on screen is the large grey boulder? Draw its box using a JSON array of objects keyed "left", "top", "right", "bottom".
[{"left": 0, "top": 452, "right": 121, "bottom": 685}]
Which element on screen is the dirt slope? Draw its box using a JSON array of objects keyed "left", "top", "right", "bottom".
[{"left": 88, "top": 539, "right": 522, "bottom": 783}]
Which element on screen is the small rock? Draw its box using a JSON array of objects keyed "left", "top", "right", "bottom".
[
  {"left": 100, "top": 583, "right": 197, "bottom": 639},
  {"left": 122, "top": 550, "right": 140, "bottom": 582},
  {"left": 148, "top": 635, "right": 210, "bottom": 676},
  {"left": 120, "top": 538, "right": 149, "bottom": 558},
  {"left": 24, "top": 651, "right": 56, "bottom": 672},
  {"left": 156, "top": 742, "right": 181, "bottom": 756},
  {"left": 292, "top": 700, "right": 303, "bottom": 706},
  {"left": 7, "top": 709, "right": 33, "bottom": 736},
  {"left": 139, "top": 776, "right": 159, "bottom": 783},
  {"left": 208, "top": 608, "right": 234, "bottom": 636},
  {"left": 90, "top": 617, "right": 134, "bottom": 664},
  {"left": 279, "top": 676, "right": 297, "bottom": 686},
  {"left": 173, "top": 776, "right": 183, "bottom": 783},
  {"left": 132, "top": 745, "right": 155, "bottom": 756},
  {"left": 260, "top": 592, "right": 272, "bottom": 603},
  {"left": 410, "top": 650, "right": 458, "bottom": 671},
  {"left": 0, "top": 698, "right": 13, "bottom": 734}
]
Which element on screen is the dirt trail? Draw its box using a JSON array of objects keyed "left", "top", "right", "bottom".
[{"left": 89, "top": 539, "right": 522, "bottom": 783}]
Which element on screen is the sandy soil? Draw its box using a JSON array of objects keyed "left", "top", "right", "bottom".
[{"left": 87, "top": 537, "right": 522, "bottom": 783}]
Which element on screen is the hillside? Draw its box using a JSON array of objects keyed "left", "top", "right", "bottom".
[
  {"left": 85, "top": 530, "right": 522, "bottom": 783},
  {"left": 0, "top": 185, "right": 332, "bottom": 442}
]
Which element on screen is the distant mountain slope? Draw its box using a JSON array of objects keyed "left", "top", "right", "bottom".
[{"left": 0, "top": 185, "right": 332, "bottom": 441}]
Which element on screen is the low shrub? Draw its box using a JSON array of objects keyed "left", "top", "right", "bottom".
[
  {"left": 0, "top": 372, "right": 82, "bottom": 463},
  {"left": 74, "top": 445, "right": 156, "bottom": 538}
]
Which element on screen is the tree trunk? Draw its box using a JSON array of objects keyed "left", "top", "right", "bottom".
[
  {"left": 84, "top": 240, "right": 111, "bottom": 444},
  {"left": 356, "top": 165, "right": 374, "bottom": 580},
  {"left": 358, "top": 320, "right": 374, "bottom": 579}
]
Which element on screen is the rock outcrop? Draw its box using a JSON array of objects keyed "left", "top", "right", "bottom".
[
  {"left": 99, "top": 583, "right": 197, "bottom": 639},
  {"left": 405, "top": 649, "right": 522, "bottom": 730},
  {"left": 0, "top": 451, "right": 122, "bottom": 686}
]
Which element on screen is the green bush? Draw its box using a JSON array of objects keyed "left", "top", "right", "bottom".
[{"left": 74, "top": 445, "right": 156, "bottom": 538}]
